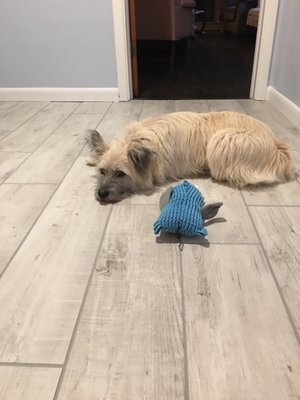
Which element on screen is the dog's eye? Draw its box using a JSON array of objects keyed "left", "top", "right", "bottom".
[
  {"left": 99, "top": 168, "right": 106, "bottom": 175},
  {"left": 114, "top": 170, "right": 126, "bottom": 178}
]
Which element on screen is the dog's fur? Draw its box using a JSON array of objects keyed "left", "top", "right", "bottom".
[{"left": 86, "top": 111, "right": 295, "bottom": 203}]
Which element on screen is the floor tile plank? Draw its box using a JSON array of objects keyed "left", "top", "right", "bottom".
[
  {"left": 182, "top": 244, "right": 300, "bottom": 400},
  {"left": 0, "top": 102, "right": 79, "bottom": 153},
  {"left": 6, "top": 114, "right": 101, "bottom": 184},
  {"left": 74, "top": 102, "right": 111, "bottom": 114},
  {"left": 0, "top": 99, "right": 299, "bottom": 399},
  {"left": 121, "top": 185, "right": 169, "bottom": 206},
  {"left": 292, "top": 150, "right": 300, "bottom": 183},
  {"left": 0, "top": 366, "right": 61, "bottom": 400},
  {"left": 97, "top": 101, "right": 143, "bottom": 143},
  {"left": 242, "top": 180, "right": 300, "bottom": 206},
  {"left": 239, "top": 100, "right": 300, "bottom": 150},
  {"left": 139, "top": 100, "right": 175, "bottom": 119},
  {"left": 0, "top": 152, "right": 29, "bottom": 183},
  {"left": 0, "top": 158, "right": 111, "bottom": 363},
  {"left": 124, "top": 179, "right": 258, "bottom": 243},
  {"left": 174, "top": 100, "right": 209, "bottom": 113},
  {"left": 250, "top": 206, "right": 300, "bottom": 334},
  {"left": 191, "top": 179, "right": 258, "bottom": 243},
  {"left": 57, "top": 205, "right": 185, "bottom": 400},
  {"left": 206, "top": 99, "right": 246, "bottom": 113},
  {"left": 0, "top": 184, "right": 56, "bottom": 275},
  {"left": 0, "top": 102, "right": 48, "bottom": 140},
  {"left": 0, "top": 102, "right": 19, "bottom": 115},
  {"left": 123, "top": 178, "right": 258, "bottom": 243}
]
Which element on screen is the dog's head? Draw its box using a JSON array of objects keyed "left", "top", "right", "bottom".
[{"left": 86, "top": 130, "right": 154, "bottom": 204}]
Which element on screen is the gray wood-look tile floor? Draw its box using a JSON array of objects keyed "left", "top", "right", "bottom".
[{"left": 0, "top": 99, "right": 299, "bottom": 400}]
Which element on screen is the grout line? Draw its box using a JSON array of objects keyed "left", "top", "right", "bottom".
[
  {"left": 0, "top": 102, "right": 51, "bottom": 143},
  {"left": 179, "top": 246, "right": 190, "bottom": 400},
  {"left": 1, "top": 103, "right": 82, "bottom": 183},
  {"left": 2, "top": 182, "right": 58, "bottom": 186},
  {"left": 0, "top": 145, "right": 93, "bottom": 280},
  {"left": 111, "top": 201, "right": 300, "bottom": 210},
  {"left": 74, "top": 112, "right": 107, "bottom": 115},
  {"left": 95, "top": 103, "right": 113, "bottom": 131},
  {"left": 6, "top": 182, "right": 60, "bottom": 185},
  {"left": 137, "top": 100, "right": 145, "bottom": 121},
  {"left": 0, "top": 154, "right": 33, "bottom": 184},
  {"left": 0, "top": 182, "right": 58, "bottom": 281},
  {"left": 52, "top": 206, "right": 113, "bottom": 400},
  {"left": 240, "top": 191, "right": 300, "bottom": 346},
  {"left": 247, "top": 204, "right": 300, "bottom": 208},
  {"left": 0, "top": 150, "right": 31, "bottom": 154},
  {"left": 0, "top": 361, "right": 63, "bottom": 369},
  {"left": 0, "top": 102, "right": 21, "bottom": 116},
  {"left": 204, "top": 241, "right": 260, "bottom": 245}
]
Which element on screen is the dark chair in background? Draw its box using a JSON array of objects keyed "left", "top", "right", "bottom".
[
  {"left": 135, "top": 0, "right": 196, "bottom": 66},
  {"left": 135, "top": 0, "right": 196, "bottom": 42},
  {"left": 247, "top": 1, "right": 260, "bottom": 28},
  {"left": 223, "top": 0, "right": 258, "bottom": 34}
]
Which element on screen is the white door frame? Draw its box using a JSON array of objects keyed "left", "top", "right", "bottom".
[
  {"left": 112, "top": 0, "right": 132, "bottom": 101},
  {"left": 112, "top": 0, "right": 279, "bottom": 101},
  {"left": 250, "top": 0, "right": 279, "bottom": 99}
]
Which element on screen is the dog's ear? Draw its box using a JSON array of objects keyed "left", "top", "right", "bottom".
[
  {"left": 128, "top": 145, "right": 152, "bottom": 172},
  {"left": 85, "top": 129, "right": 108, "bottom": 156}
]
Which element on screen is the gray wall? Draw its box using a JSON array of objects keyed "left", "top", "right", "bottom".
[
  {"left": 269, "top": 0, "right": 300, "bottom": 106},
  {"left": 0, "top": 0, "right": 117, "bottom": 88}
]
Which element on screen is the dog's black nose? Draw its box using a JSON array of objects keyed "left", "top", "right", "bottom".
[{"left": 98, "top": 189, "right": 109, "bottom": 200}]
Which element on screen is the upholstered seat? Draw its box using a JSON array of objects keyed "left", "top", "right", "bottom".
[
  {"left": 247, "top": 7, "right": 260, "bottom": 27},
  {"left": 223, "top": 0, "right": 258, "bottom": 34},
  {"left": 135, "top": 0, "right": 196, "bottom": 41}
]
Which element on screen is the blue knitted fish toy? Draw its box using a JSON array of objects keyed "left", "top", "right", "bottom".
[{"left": 154, "top": 180, "right": 208, "bottom": 237}]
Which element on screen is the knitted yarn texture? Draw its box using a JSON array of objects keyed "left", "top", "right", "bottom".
[{"left": 154, "top": 180, "right": 208, "bottom": 237}]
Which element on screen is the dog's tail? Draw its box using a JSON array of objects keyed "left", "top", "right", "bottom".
[
  {"left": 207, "top": 129, "right": 296, "bottom": 187},
  {"left": 272, "top": 141, "right": 296, "bottom": 181},
  {"left": 244, "top": 141, "right": 296, "bottom": 185}
]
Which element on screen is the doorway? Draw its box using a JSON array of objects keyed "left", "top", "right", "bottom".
[
  {"left": 130, "top": 0, "right": 259, "bottom": 99},
  {"left": 112, "top": 0, "right": 279, "bottom": 101}
]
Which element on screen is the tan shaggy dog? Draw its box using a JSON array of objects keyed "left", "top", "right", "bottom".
[{"left": 86, "top": 111, "right": 295, "bottom": 204}]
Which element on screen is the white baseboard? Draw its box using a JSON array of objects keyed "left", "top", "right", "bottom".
[
  {"left": 0, "top": 87, "right": 119, "bottom": 102},
  {"left": 267, "top": 86, "right": 300, "bottom": 126}
]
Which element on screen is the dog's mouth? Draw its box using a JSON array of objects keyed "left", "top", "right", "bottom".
[
  {"left": 96, "top": 190, "right": 130, "bottom": 205},
  {"left": 98, "top": 198, "right": 121, "bottom": 205}
]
